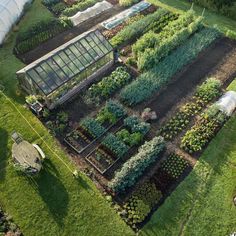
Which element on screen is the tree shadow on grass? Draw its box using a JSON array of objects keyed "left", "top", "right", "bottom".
[
  {"left": 0, "top": 128, "right": 9, "bottom": 181},
  {"left": 27, "top": 159, "right": 69, "bottom": 227}
]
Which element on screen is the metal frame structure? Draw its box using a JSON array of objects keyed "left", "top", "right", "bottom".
[{"left": 17, "top": 29, "right": 114, "bottom": 105}]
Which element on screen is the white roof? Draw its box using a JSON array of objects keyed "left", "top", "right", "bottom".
[
  {"left": 215, "top": 91, "right": 236, "bottom": 116},
  {"left": 70, "top": 1, "right": 112, "bottom": 26},
  {"left": 0, "top": 0, "right": 31, "bottom": 44}
]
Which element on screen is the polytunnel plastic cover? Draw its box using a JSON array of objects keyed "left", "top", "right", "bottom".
[
  {"left": 0, "top": 0, "right": 31, "bottom": 44},
  {"left": 215, "top": 91, "right": 236, "bottom": 116}
]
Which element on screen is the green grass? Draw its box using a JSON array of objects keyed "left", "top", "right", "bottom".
[
  {"left": 141, "top": 116, "right": 236, "bottom": 235},
  {"left": 0, "top": 1, "right": 133, "bottom": 236},
  {"left": 227, "top": 79, "right": 236, "bottom": 91},
  {"left": 148, "top": 0, "right": 236, "bottom": 36}
]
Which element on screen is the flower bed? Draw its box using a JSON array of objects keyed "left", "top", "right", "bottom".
[
  {"left": 120, "top": 27, "right": 221, "bottom": 106},
  {"left": 160, "top": 78, "right": 222, "bottom": 140}
]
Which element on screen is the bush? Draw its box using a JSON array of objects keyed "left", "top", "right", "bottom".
[
  {"left": 108, "top": 136, "right": 165, "bottom": 193},
  {"left": 120, "top": 27, "right": 221, "bottom": 106}
]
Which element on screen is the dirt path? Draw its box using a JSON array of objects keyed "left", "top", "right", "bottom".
[
  {"left": 135, "top": 37, "right": 236, "bottom": 121},
  {"left": 19, "top": 5, "right": 125, "bottom": 64}
]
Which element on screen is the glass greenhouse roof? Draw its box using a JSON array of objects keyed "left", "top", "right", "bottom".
[{"left": 17, "top": 30, "right": 113, "bottom": 95}]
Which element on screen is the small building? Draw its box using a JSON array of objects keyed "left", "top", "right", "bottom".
[
  {"left": 11, "top": 132, "right": 43, "bottom": 175},
  {"left": 16, "top": 29, "right": 114, "bottom": 109}
]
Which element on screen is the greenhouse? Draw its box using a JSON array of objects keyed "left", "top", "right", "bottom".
[
  {"left": 16, "top": 29, "right": 114, "bottom": 108},
  {"left": 0, "top": 0, "right": 31, "bottom": 45}
]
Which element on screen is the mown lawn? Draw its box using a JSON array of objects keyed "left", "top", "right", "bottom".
[{"left": 0, "top": 1, "right": 133, "bottom": 236}]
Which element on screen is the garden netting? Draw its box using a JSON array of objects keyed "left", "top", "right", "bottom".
[
  {"left": 69, "top": 1, "right": 113, "bottom": 26},
  {"left": 0, "top": 0, "right": 31, "bottom": 44}
]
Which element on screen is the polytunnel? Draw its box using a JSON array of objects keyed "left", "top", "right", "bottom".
[{"left": 0, "top": 0, "right": 31, "bottom": 45}]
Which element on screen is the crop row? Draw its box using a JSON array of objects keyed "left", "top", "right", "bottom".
[
  {"left": 136, "top": 13, "right": 203, "bottom": 70},
  {"left": 108, "top": 136, "right": 165, "bottom": 193},
  {"left": 84, "top": 67, "right": 131, "bottom": 104},
  {"left": 181, "top": 105, "right": 227, "bottom": 153},
  {"left": 110, "top": 9, "right": 175, "bottom": 47},
  {"left": 160, "top": 78, "right": 222, "bottom": 140},
  {"left": 120, "top": 27, "right": 221, "bottom": 106},
  {"left": 14, "top": 18, "right": 72, "bottom": 55}
]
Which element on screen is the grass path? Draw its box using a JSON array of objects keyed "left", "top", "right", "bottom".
[{"left": 0, "top": 1, "right": 133, "bottom": 236}]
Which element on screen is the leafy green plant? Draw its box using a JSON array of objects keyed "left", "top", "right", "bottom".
[
  {"left": 110, "top": 9, "right": 171, "bottom": 47},
  {"left": 119, "top": 0, "right": 140, "bottom": 7},
  {"left": 102, "top": 133, "right": 129, "bottom": 158},
  {"left": 108, "top": 136, "right": 165, "bottom": 193},
  {"left": 181, "top": 105, "right": 227, "bottom": 153},
  {"left": 123, "top": 182, "right": 162, "bottom": 226},
  {"left": 96, "top": 100, "right": 126, "bottom": 124},
  {"left": 120, "top": 28, "right": 221, "bottom": 106},
  {"left": 161, "top": 153, "right": 189, "bottom": 179},
  {"left": 85, "top": 67, "right": 131, "bottom": 104},
  {"left": 160, "top": 78, "right": 222, "bottom": 140},
  {"left": 80, "top": 118, "right": 106, "bottom": 138},
  {"left": 137, "top": 15, "right": 203, "bottom": 70}
]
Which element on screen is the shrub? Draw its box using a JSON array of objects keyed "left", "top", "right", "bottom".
[
  {"left": 108, "top": 136, "right": 165, "bottom": 192},
  {"left": 120, "top": 27, "right": 221, "bottom": 106}
]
